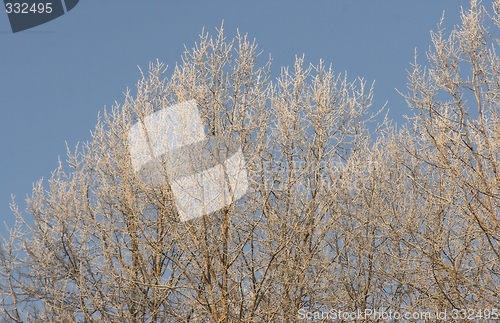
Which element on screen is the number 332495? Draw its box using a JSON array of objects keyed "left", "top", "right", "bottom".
[{"left": 5, "top": 3, "right": 53, "bottom": 14}]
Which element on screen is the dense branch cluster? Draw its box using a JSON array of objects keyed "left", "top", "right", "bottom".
[{"left": 1, "top": 1, "right": 499, "bottom": 322}]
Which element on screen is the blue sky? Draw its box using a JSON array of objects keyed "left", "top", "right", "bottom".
[{"left": 0, "top": 1, "right": 472, "bottom": 231}]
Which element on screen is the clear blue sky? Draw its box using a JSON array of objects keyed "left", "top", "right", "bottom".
[{"left": 0, "top": 1, "right": 472, "bottom": 231}]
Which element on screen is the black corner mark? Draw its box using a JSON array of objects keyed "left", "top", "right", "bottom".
[
  {"left": 64, "top": 0, "right": 77, "bottom": 12},
  {"left": 4, "top": 0, "right": 79, "bottom": 33}
]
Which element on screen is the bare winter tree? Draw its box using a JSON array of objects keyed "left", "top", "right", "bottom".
[
  {"left": 2, "top": 1, "right": 500, "bottom": 322},
  {"left": 0, "top": 27, "right": 381, "bottom": 322},
  {"left": 396, "top": 0, "right": 500, "bottom": 311}
]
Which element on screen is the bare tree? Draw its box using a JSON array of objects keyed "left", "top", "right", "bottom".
[
  {"left": 0, "top": 26, "right": 380, "bottom": 322},
  {"left": 397, "top": 0, "right": 500, "bottom": 311}
]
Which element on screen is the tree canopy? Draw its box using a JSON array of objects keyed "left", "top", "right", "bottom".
[{"left": 1, "top": 1, "right": 499, "bottom": 322}]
